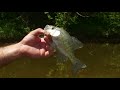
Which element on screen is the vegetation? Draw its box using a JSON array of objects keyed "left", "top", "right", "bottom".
[
  {"left": 0, "top": 12, "right": 120, "bottom": 43},
  {"left": 0, "top": 12, "right": 30, "bottom": 42}
]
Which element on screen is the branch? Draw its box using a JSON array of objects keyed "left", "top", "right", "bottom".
[{"left": 76, "top": 12, "right": 90, "bottom": 17}]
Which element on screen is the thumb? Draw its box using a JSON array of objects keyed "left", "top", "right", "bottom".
[{"left": 29, "top": 28, "right": 45, "bottom": 36}]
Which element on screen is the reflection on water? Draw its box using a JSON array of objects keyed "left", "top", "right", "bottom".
[{"left": 1, "top": 43, "right": 120, "bottom": 78}]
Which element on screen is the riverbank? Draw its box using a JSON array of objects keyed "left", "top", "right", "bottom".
[{"left": 1, "top": 37, "right": 120, "bottom": 45}]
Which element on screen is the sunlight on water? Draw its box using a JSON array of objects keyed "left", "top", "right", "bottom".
[{"left": 1, "top": 43, "right": 120, "bottom": 78}]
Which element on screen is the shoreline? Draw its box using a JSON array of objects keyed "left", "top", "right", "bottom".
[{"left": 0, "top": 38, "right": 120, "bottom": 45}]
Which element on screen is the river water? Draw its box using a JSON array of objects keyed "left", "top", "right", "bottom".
[{"left": 0, "top": 43, "right": 120, "bottom": 78}]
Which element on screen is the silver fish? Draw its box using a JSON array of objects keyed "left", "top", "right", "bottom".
[{"left": 44, "top": 25, "right": 87, "bottom": 73}]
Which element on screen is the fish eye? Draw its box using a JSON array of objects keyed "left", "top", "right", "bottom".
[{"left": 52, "top": 27, "right": 55, "bottom": 30}]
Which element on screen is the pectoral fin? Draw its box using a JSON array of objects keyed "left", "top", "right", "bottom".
[
  {"left": 50, "top": 42, "right": 68, "bottom": 63},
  {"left": 55, "top": 50, "right": 69, "bottom": 63}
]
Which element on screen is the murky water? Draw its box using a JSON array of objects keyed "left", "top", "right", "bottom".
[{"left": 0, "top": 43, "right": 120, "bottom": 78}]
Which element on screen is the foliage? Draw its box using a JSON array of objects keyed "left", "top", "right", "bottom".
[
  {"left": 0, "top": 12, "right": 30, "bottom": 42},
  {"left": 81, "top": 12, "right": 120, "bottom": 38},
  {"left": 1, "top": 12, "right": 120, "bottom": 42},
  {"left": 44, "top": 12, "right": 79, "bottom": 29}
]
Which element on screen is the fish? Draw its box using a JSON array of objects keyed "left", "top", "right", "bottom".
[{"left": 44, "top": 25, "right": 87, "bottom": 74}]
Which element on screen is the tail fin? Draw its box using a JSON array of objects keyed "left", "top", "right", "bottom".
[{"left": 72, "top": 59, "right": 87, "bottom": 74}]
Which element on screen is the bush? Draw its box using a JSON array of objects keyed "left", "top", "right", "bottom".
[
  {"left": 1, "top": 12, "right": 120, "bottom": 42},
  {"left": 0, "top": 12, "right": 30, "bottom": 42},
  {"left": 45, "top": 12, "right": 120, "bottom": 39}
]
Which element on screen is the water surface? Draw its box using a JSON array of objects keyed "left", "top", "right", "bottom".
[{"left": 0, "top": 43, "right": 120, "bottom": 78}]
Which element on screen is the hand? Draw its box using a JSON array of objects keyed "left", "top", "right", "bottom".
[{"left": 19, "top": 28, "right": 54, "bottom": 58}]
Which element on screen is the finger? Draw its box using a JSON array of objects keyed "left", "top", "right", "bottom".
[
  {"left": 45, "top": 45, "right": 54, "bottom": 55},
  {"left": 45, "top": 50, "right": 54, "bottom": 57},
  {"left": 40, "top": 38, "right": 46, "bottom": 43},
  {"left": 44, "top": 30, "right": 50, "bottom": 36},
  {"left": 44, "top": 31, "right": 52, "bottom": 41},
  {"left": 44, "top": 35, "right": 53, "bottom": 45},
  {"left": 39, "top": 38, "right": 46, "bottom": 49},
  {"left": 45, "top": 51, "right": 50, "bottom": 57},
  {"left": 39, "top": 48, "right": 46, "bottom": 57},
  {"left": 46, "top": 45, "right": 53, "bottom": 51},
  {"left": 29, "top": 28, "right": 45, "bottom": 36}
]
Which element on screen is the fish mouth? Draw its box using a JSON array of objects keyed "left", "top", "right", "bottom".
[
  {"left": 50, "top": 30, "right": 60, "bottom": 37},
  {"left": 45, "top": 29, "right": 60, "bottom": 37},
  {"left": 44, "top": 25, "right": 61, "bottom": 37}
]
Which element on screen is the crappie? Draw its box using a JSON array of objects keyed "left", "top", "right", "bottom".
[{"left": 44, "top": 25, "right": 87, "bottom": 73}]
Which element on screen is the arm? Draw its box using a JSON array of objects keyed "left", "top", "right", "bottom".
[
  {"left": 0, "top": 28, "right": 54, "bottom": 67},
  {"left": 0, "top": 43, "right": 21, "bottom": 67}
]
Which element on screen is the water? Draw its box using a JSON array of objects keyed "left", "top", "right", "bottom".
[{"left": 0, "top": 43, "right": 120, "bottom": 78}]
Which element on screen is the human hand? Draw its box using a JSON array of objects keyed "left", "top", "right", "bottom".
[{"left": 19, "top": 28, "right": 54, "bottom": 58}]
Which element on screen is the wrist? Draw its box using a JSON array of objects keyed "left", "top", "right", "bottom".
[
  {"left": 15, "top": 42, "right": 23, "bottom": 58},
  {"left": 0, "top": 43, "right": 23, "bottom": 67}
]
